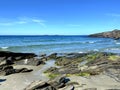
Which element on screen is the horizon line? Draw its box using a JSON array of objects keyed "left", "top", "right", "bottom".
[{"left": 0, "top": 34, "right": 89, "bottom": 36}]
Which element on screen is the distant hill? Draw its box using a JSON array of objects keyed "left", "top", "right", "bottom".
[{"left": 89, "top": 29, "right": 120, "bottom": 39}]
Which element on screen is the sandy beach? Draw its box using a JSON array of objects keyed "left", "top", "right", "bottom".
[
  {"left": 0, "top": 71, "right": 120, "bottom": 90},
  {"left": 67, "top": 75, "right": 120, "bottom": 90},
  {"left": 0, "top": 60, "right": 55, "bottom": 90}
]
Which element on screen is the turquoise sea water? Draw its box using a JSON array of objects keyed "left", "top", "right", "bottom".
[{"left": 0, "top": 35, "right": 120, "bottom": 55}]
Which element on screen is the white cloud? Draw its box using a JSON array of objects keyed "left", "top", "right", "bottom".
[
  {"left": 32, "top": 19, "right": 46, "bottom": 27},
  {"left": 16, "top": 21, "right": 27, "bottom": 24},
  {"left": 0, "top": 17, "right": 46, "bottom": 27},
  {"left": 0, "top": 22, "right": 14, "bottom": 26},
  {"left": 0, "top": 20, "right": 27, "bottom": 26}
]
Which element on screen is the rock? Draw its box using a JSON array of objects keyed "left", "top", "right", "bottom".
[
  {"left": 25, "top": 76, "right": 70, "bottom": 90},
  {"left": 15, "top": 56, "right": 23, "bottom": 60},
  {"left": 4, "top": 67, "right": 33, "bottom": 75},
  {"left": 105, "top": 89, "right": 120, "bottom": 90},
  {"left": 71, "top": 86, "right": 75, "bottom": 90},
  {"left": 18, "top": 68, "right": 33, "bottom": 73},
  {"left": 49, "top": 76, "right": 70, "bottom": 89},
  {"left": 2, "top": 65, "right": 13, "bottom": 71},
  {"left": 40, "top": 54, "right": 47, "bottom": 57},
  {"left": 0, "top": 65, "right": 33, "bottom": 76},
  {"left": 66, "top": 53, "right": 88, "bottom": 59},
  {"left": 89, "top": 29, "right": 120, "bottom": 39},
  {"left": 24, "top": 80, "right": 48, "bottom": 90},
  {"left": 45, "top": 52, "right": 120, "bottom": 79},
  {"left": 5, "top": 69, "right": 15, "bottom": 75},
  {"left": 15, "top": 58, "right": 45, "bottom": 66},
  {"left": 36, "top": 60, "right": 45, "bottom": 66},
  {"left": 0, "top": 57, "right": 6, "bottom": 61},
  {"left": 59, "top": 77, "right": 67, "bottom": 84},
  {"left": 24, "top": 80, "right": 56, "bottom": 90},
  {"left": 6, "top": 57, "right": 14, "bottom": 65},
  {"left": 0, "top": 51, "right": 37, "bottom": 59},
  {"left": 41, "top": 57, "right": 47, "bottom": 61},
  {"left": 44, "top": 67, "right": 58, "bottom": 73},
  {"left": 47, "top": 53, "right": 57, "bottom": 59},
  {"left": 0, "top": 51, "right": 37, "bottom": 66},
  {"left": 105, "top": 65, "right": 120, "bottom": 82},
  {"left": 3, "top": 66, "right": 15, "bottom": 75}
]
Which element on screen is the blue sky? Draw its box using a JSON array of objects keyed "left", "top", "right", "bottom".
[{"left": 0, "top": 0, "right": 120, "bottom": 35}]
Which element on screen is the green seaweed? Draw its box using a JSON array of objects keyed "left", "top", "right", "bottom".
[
  {"left": 47, "top": 73, "right": 59, "bottom": 79},
  {"left": 108, "top": 55, "right": 120, "bottom": 61},
  {"left": 75, "top": 72, "right": 90, "bottom": 77}
]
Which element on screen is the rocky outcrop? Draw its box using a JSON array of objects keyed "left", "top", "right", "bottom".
[
  {"left": 89, "top": 29, "right": 120, "bottom": 39},
  {"left": 25, "top": 76, "right": 70, "bottom": 90},
  {"left": 0, "top": 51, "right": 44, "bottom": 76},
  {"left": 0, "top": 51, "right": 46, "bottom": 66},
  {"left": 0, "top": 51, "right": 37, "bottom": 65},
  {"left": 44, "top": 52, "right": 120, "bottom": 82}
]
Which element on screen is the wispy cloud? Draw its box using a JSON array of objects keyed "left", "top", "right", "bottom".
[
  {"left": 0, "top": 21, "right": 27, "bottom": 26},
  {"left": 32, "top": 19, "right": 45, "bottom": 23},
  {"left": 0, "top": 22, "right": 14, "bottom": 26},
  {"left": 106, "top": 13, "right": 120, "bottom": 17},
  {"left": 16, "top": 21, "right": 27, "bottom": 24},
  {"left": 0, "top": 17, "right": 46, "bottom": 27},
  {"left": 32, "top": 19, "right": 46, "bottom": 27}
]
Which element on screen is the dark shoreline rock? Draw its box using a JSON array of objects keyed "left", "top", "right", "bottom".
[
  {"left": 0, "top": 51, "right": 37, "bottom": 65},
  {"left": 0, "top": 51, "right": 37, "bottom": 59},
  {"left": 0, "top": 51, "right": 47, "bottom": 66}
]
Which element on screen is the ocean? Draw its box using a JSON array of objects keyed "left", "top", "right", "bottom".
[{"left": 0, "top": 35, "right": 120, "bottom": 55}]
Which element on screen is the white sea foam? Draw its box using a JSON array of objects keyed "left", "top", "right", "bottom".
[
  {"left": 78, "top": 51, "right": 84, "bottom": 53},
  {"left": 1, "top": 47, "right": 9, "bottom": 49},
  {"left": 89, "top": 41, "right": 95, "bottom": 44},
  {"left": 94, "top": 49, "right": 99, "bottom": 51},
  {"left": 105, "top": 48, "right": 120, "bottom": 51},
  {"left": 116, "top": 42, "right": 120, "bottom": 44}
]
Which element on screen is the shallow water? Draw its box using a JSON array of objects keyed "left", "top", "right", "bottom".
[
  {"left": 0, "top": 35, "right": 120, "bottom": 54},
  {"left": 33, "top": 60, "right": 55, "bottom": 76}
]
